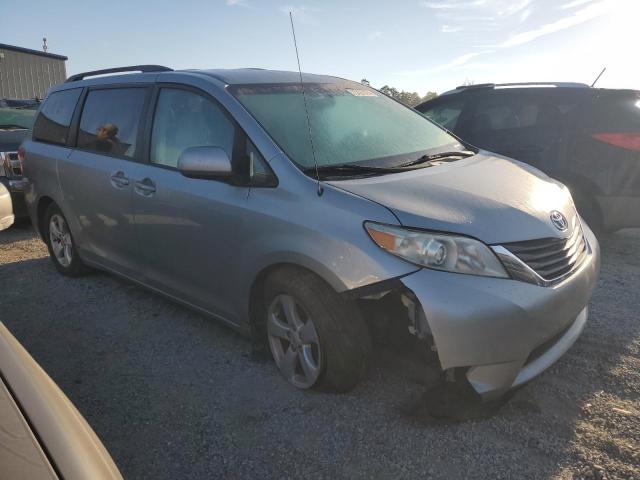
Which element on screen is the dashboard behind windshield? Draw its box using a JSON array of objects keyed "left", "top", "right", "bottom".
[{"left": 231, "top": 83, "right": 459, "bottom": 169}]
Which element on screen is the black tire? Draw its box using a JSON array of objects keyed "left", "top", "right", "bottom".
[
  {"left": 264, "top": 267, "right": 372, "bottom": 393},
  {"left": 43, "top": 203, "right": 87, "bottom": 276}
]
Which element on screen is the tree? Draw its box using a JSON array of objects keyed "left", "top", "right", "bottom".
[
  {"left": 378, "top": 84, "right": 436, "bottom": 107},
  {"left": 396, "top": 91, "right": 423, "bottom": 107},
  {"left": 361, "top": 79, "right": 438, "bottom": 106},
  {"left": 423, "top": 91, "right": 438, "bottom": 102}
]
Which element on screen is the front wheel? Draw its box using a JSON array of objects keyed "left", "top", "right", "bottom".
[
  {"left": 265, "top": 268, "right": 372, "bottom": 392},
  {"left": 43, "top": 204, "right": 87, "bottom": 276}
]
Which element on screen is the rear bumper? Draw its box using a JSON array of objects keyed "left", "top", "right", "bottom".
[
  {"left": 0, "top": 183, "right": 14, "bottom": 230},
  {"left": 400, "top": 224, "right": 600, "bottom": 399},
  {"left": 0, "top": 212, "right": 14, "bottom": 230},
  {"left": 0, "top": 178, "right": 27, "bottom": 218},
  {"left": 597, "top": 195, "right": 640, "bottom": 229}
]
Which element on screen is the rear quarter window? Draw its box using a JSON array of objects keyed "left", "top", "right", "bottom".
[
  {"left": 32, "top": 89, "right": 82, "bottom": 145},
  {"left": 590, "top": 92, "right": 640, "bottom": 132}
]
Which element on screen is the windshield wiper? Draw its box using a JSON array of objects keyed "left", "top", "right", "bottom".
[
  {"left": 305, "top": 151, "right": 476, "bottom": 177},
  {"left": 0, "top": 124, "right": 28, "bottom": 130},
  {"left": 398, "top": 150, "right": 475, "bottom": 168},
  {"left": 305, "top": 164, "right": 403, "bottom": 177}
]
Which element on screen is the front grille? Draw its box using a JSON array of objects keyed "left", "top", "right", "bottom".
[
  {"left": 1, "top": 152, "right": 22, "bottom": 178},
  {"left": 502, "top": 217, "right": 588, "bottom": 282}
]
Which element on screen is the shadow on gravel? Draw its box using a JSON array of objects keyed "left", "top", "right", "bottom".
[
  {"left": 545, "top": 229, "right": 640, "bottom": 478},
  {"left": 2, "top": 225, "right": 639, "bottom": 479},
  {"left": 0, "top": 221, "right": 35, "bottom": 245},
  {"left": 399, "top": 380, "right": 508, "bottom": 424}
]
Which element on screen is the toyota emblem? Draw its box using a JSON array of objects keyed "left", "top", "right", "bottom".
[{"left": 550, "top": 210, "right": 568, "bottom": 231}]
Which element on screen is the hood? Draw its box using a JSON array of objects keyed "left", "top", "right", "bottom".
[
  {"left": 0, "top": 129, "right": 29, "bottom": 152},
  {"left": 327, "top": 152, "right": 578, "bottom": 244}
]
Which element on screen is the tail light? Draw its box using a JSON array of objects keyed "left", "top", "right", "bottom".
[
  {"left": 17, "top": 146, "right": 25, "bottom": 171},
  {"left": 592, "top": 133, "right": 640, "bottom": 152}
]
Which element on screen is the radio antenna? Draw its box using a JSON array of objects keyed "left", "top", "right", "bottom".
[
  {"left": 289, "top": 11, "right": 323, "bottom": 196},
  {"left": 591, "top": 67, "right": 606, "bottom": 87}
]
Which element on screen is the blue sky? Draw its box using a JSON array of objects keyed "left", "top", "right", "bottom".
[{"left": 1, "top": 0, "right": 636, "bottom": 95}]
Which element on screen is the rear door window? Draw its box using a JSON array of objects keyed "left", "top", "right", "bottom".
[
  {"left": 457, "top": 92, "right": 573, "bottom": 165},
  {"left": 590, "top": 92, "right": 640, "bottom": 132},
  {"left": 32, "top": 88, "right": 82, "bottom": 145},
  {"left": 77, "top": 88, "right": 147, "bottom": 158},
  {"left": 465, "top": 95, "right": 540, "bottom": 134}
]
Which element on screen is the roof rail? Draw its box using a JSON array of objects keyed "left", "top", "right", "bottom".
[
  {"left": 66, "top": 65, "right": 173, "bottom": 83},
  {"left": 453, "top": 81, "right": 590, "bottom": 91},
  {"left": 494, "top": 82, "right": 590, "bottom": 88},
  {"left": 454, "top": 83, "right": 495, "bottom": 91},
  {"left": 445, "top": 81, "right": 591, "bottom": 96}
]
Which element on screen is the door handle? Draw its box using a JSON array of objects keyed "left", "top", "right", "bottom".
[
  {"left": 134, "top": 178, "right": 156, "bottom": 196},
  {"left": 110, "top": 171, "right": 130, "bottom": 188}
]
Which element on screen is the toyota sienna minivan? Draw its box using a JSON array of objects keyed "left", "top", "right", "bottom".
[{"left": 22, "top": 66, "right": 600, "bottom": 399}]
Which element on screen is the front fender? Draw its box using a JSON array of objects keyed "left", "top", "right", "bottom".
[{"left": 234, "top": 179, "right": 420, "bottom": 323}]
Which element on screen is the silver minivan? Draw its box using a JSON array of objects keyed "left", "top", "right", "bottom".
[{"left": 22, "top": 66, "right": 600, "bottom": 399}]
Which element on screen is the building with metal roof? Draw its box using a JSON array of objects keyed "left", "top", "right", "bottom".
[{"left": 0, "top": 43, "right": 68, "bottom": 99}]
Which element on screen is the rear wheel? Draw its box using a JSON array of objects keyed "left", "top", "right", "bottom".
[
  {"left": 43, "top": 204, "right": 87, "bottom": 276},
  {"left": 264, "top": 268, "right": 372, "bottom": 392}
]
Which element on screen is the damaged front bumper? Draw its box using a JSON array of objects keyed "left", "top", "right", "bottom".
[{"left": 399, "top": 225, "right": 600, "bottom": 400}]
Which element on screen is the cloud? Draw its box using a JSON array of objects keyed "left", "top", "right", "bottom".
[
  {"left": 429, "top": 0, "right": 529, "bottom": 28},
  {"left": 441, "top": 24, "right": 463, "bottom": 33},
  {"left": 496, "top": 0, "right": 532, "bottom": 17},
  {"left": 432, "top": 52, "right": 486, "bottom": 71},
  {"left": 430, "top": 0, "right": 613, "bottom": 49},
  {"left": 226, "top": 0, "right": 249, "bottom": 6},
  {"left": 457, "top": 62, "right": 497, "bottom": 70},
  {"left": 395, "top": 51, "right": 493, "bottom": 76},
  {"left": 421, "top": 0, "right": 485, "bottom": 9},
  {"left": 500, "top": 0, "right": 610, "bottom": 47},
  {"left": 519, "top": 7, "right": 532, "bottom": 23},
  {"left": 279, "top": 5, "right": 320, "bottom": 22},
  {"left": 431, "top": 52, "right": 488, "bottom": 72},
  {"left": 368, "top": 31, "right": 383, "bottom": 40},
  {"left": 560, "top": 0, "right": 597, "bottom": 9}
]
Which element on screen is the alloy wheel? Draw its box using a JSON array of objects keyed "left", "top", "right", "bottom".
[
  {"left": 267, "top": 294, "right": 322, "bottom": 389},
  {"left": 49, "top": 213, "right": 73, "bottom": 268}
]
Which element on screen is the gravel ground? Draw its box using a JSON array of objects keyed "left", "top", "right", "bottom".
[{"left": 0, "top": 224, "right": 638, "bottom": 480}]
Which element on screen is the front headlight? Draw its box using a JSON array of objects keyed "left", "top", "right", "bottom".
[{"left": 364, "top": 222, "right": 508, "bottom": 278}]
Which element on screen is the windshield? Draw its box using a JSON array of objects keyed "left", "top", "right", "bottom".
[
  {"left": 231, "top": 83, "right": 461, "bottom": 169},
  {"left": 0, "top": 106, "right": 37, "bottom": 130}
]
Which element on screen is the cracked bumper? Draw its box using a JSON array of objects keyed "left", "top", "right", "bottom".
[{"left": 400, "top": 225, "right": 600, "bottom": 399}]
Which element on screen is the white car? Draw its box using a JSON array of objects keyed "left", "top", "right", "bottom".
[
  {"left": 0, "top": 182, "right": 14, "bottom": 231},
  {"left": 0, "top": 322, "right": 123, "bottom": 479}
]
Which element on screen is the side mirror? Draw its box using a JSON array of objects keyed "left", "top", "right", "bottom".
[{"left": 178, "top": 146, "right": 233, "bottom": 179}]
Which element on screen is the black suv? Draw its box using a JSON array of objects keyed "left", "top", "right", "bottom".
[{"left": 416, "top": 83, "right": 640, "bottom": 233}]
